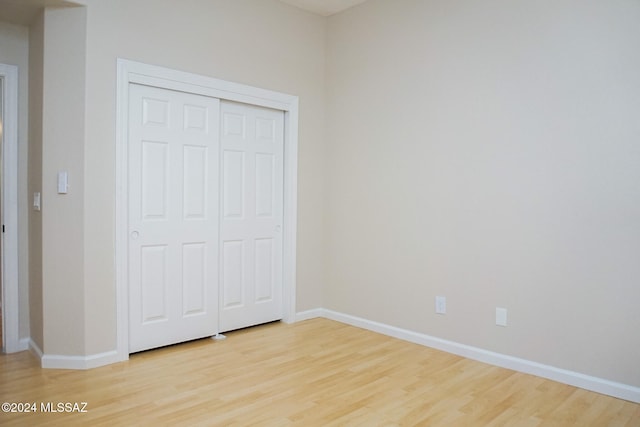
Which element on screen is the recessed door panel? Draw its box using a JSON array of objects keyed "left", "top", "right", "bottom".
[
  {"left": 255, "top": 238, "right": 274, "bottom": 302},
  {"left": 141, "top": 141, "right": 168, "bottom": 220},
  {"left": 255, "top": 153, "right": 275, "bottom": 217},
  {"left": 143, "top": 98, "right": 169, "bottom": 127},
  {"left": 183, "top": 145, "right": 207, "bottom": 219},
  {"left": 223, "top": 151, "right": 245, "bottom": 219},
  {"left": 255, "top": 117, "right": 275, "bottom": 141},
  {"left": 223, "top": 112, "right": 246, "bottom": 140},
  {"left": 140, "top": 245, "right": 168, "bottom": 323},
  {"left": 184, "top": 104, "right": 208, "bottom": 132},
  {"left": 222, "top": 240, "right": 245, "bottom": 308},
  {"left": 182, "top": 243, "right": 207, "bottom": 316}
]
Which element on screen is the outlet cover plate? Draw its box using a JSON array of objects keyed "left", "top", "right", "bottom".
[
  {"left": 496, "top": 307, "right": 507, "bottom": 326},
  {"left": 435, "top": 296, "right": 446, "bottom": 315}
]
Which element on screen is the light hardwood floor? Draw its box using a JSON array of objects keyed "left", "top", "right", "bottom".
[{"left": 0, "top": 318, "right": 638, "bottom": 426}]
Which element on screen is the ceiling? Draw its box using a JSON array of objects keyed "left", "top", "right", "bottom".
[
  {"left": 0, "top": 0, "right": 367, "bottom": 26},
  {"left": 0, "top": 0, "right": 83, "bottom": 26},
  {"left": 278, "top": 0, "right": 369, "bottom": 16}
]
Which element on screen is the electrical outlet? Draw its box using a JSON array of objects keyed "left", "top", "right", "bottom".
[
  {"left": 496, "top": 307, "right": 507, "bottom": 327},
  {"left": 435, "top": 296, "right": 446, "bottom": 315}
]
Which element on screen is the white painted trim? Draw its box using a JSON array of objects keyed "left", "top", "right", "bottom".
[
  {"left": 281, "top": 99, "right": 299, "bottom": 324},
  {"left": 0, "top": 63, "right": 21, "bottom": 354},
  {"left": 115, "top": 59, "right": 299, "bottom": 362},
  {"left": 41, "top": 351, "right": 120, "bottom": 370},
  {"left": 32, "top": 342, "right": 119, "bottom": 372},
  {"left": 318, "top": 309, "right": 640, "bottom": 404}
]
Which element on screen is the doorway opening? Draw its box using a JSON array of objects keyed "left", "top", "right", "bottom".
[
  {"left": 1, "top": 73, "right": 3, "bottom": 350},
  {"left": 0, "top": 63, "right": 20, "bottom": 353}
]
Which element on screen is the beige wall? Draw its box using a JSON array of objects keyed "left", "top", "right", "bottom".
[
  {"left": 27, "top": 12, "right": 44, "bottom": 351},
  {"left": 40, "top": 6, "right": 87, "bottom": 355},
  {"left": 0, "top": 20, "right": 30, "bottom": 340},
  {"left": 11, "top": 0, "right": 638, "bottom": 392},
  {"left": 325, "top": 0, "right": 640, "bottom": 386},
  {"left": 82, "top": 0, "right": 327, "bottom": 354}
]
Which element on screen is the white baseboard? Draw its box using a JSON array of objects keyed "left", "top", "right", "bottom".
[
  {"left": 28, "top": 339, "right": 119, "bottom": 370},
  {"left": 41, "top": 350, "right": 121, "bottom": 370},
  {"left": 29, "top": 338, "right": 43, "bottom": 359},
  {"left": 295, "top": 308, "right": 640, "bottom": 403}
]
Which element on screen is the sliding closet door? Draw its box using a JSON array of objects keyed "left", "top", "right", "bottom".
[
  {"left": 128, "top": 84, "right": 220, "bottom": 353},
  {"left": 219, "top": 101, "right": 284, "bottom": 332}
]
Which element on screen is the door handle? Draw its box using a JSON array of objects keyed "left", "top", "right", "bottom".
[
  {"left": 131, "top": 231, "right": 140, "bottom": 240},
  {"left": 275, "top": 225, "right": 282, "bottom": 233}
]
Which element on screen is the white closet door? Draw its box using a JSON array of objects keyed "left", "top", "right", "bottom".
[
  {"left": 128, "top": 84, "right": 220, "bottom": 353},
  {"left": 219, "top": 101, "right": 284, "bottom": 332}
]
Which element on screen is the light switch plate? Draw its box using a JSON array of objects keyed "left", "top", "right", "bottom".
[
  {"left": 58, "top": 171, "right": 68, "bottom": 194},
  {"left": 33, "top": 192, "right": 41, "bottom": 211}
]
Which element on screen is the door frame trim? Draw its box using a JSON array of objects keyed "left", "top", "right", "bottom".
[
  {"left": 0, "top": 63, "right": 21, "bottom": 353},
  {"left": 115, "top": 59, "right": 299, "bottom": 361}
]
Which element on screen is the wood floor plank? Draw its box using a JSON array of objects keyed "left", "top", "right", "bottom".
[{"left": 0, "top": 318, "right": 638, "bottom": 426}]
